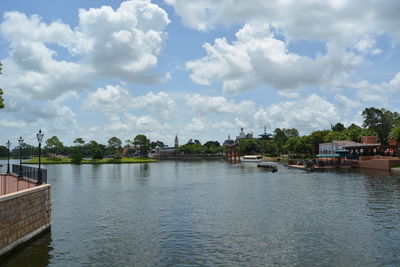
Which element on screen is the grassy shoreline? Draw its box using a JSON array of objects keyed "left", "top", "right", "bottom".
[{"left": 22, "top": 157, "right": 157, "bottom": 164}]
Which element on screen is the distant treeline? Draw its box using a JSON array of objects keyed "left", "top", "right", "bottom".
[{"left": 1, "top": 107, "right": 400, "bottom": 160}]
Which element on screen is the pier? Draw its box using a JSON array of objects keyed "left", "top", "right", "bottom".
[{"left": 0, "top": 166, "right": 51, "bottom": 257}]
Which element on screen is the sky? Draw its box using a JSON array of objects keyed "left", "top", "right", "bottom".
[{"left": 0, "top": 0, "right": 399, "bottom": 147}]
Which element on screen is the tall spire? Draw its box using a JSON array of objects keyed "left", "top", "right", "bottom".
[{"left": 174, "top": 134, "right": 179, "bottom": 148}]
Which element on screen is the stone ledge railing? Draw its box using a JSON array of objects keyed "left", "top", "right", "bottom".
[{"left": 0, "top": 184, "right": 51, "bottom": 256}]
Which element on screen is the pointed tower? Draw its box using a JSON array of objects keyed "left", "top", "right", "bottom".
[{"left": 174, "top": 135, "right": 179, "bottom": 148}]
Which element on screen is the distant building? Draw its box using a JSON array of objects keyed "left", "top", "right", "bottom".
[
  {"left": 222, "top": 134, "right": 240, "bottom": 161},
  {"left": 318, "top": 136, "right": 382, "bottom": 159},
  {"left": 258, "top": 125, "right": 272, "bottom": 140},
  {"left": 174, "top": 135, "right": 179, "bottom": 148},
  {"left": 319, "top": 140, "right": 358, "bottom": 155},
  {"left": 235, "top": 128, "right": 253, "bottom": 142},
  {"left": 222, "top": 135, "right": 235, "bottom": 147}
]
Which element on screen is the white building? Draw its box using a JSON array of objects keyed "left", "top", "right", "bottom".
[{"left": 319, "top": 140, "right": 358, "bottom": 154}]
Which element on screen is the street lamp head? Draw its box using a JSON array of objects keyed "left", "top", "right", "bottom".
[
  {"left": 6, "top": 140, "right": 11, "bottom": 149},
  {"left": 18, "top": 136, "right": 24, "bottom": 146},
  {"left": 37, "top": 129, "right": 44, "bottom": 144}
]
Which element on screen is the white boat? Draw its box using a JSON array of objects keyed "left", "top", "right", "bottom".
[{"left": 240, "top": 155, "right": 264, "bottom": 162}]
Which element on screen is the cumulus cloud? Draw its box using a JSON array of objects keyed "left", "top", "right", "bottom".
[
  {"left": 254, "top": 94, "right": 340, "bottom": 133},
  {"left": 165, "top": 0, "right": 400, "bottom": 43},
  {"left": 100, "top": 112, "right": 172, "bottom": 139},
  {"left": 186, "top": 94, "right": 256, "bottom": 114},
  {"left": 78, "top": 0, "right": 170, "bottom": 82},
  {"left": 0, "top": 0, "right": 170, "bottom": 102},
  {"left": 185, "top": 117, "right": 206, "bottom": 133},
  {"left": 84, "top": 84, "right": 176, "bottom": 119},
  {"left": 352, "top": 72, "right": 400, "bottom": 103},
  {"left": 186, "top": 22, "right": 361, "bottom": 92}
]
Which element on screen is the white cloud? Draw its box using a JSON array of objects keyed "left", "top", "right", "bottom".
[
  {"left": 165, "top": 0, "right": 400, "bottom": 43},
  {"left": 185, "top": 117, "right": 206, "bottom": 132},
  {"left": 352, "top": 72, "right": 400, "bottom": 103},
  {"left": 278, "top": 91, "right": 301, "bottom": 99},
  {"left": 84, "top": 85, "right": 133, "bottom": 113},
  {"left": 85, "top": 84, "right": 176, "bottom": 119},
  {"left": 186, "top": 22, "right": 361, "bottom": 92},
  {"left": 186, "top": 94, "right": 256, "bottom": 114},
  {"left": 0, "top": 0, "right": 170, "bottom": 103},
  {"left": 78, "top": 0, "right": 170, "bottom": 82},
  {"left": 254, "top": 94, "right": 340, "bottom": 133}
]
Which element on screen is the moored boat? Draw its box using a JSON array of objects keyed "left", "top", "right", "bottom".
[
  {"left": 240, "top": 155, "right": 264, "bottom": 162},
  {"left": 257, "top": 162, "right": 278, "bottom": 172}
]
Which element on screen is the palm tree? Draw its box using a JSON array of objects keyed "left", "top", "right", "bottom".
[{"left": 388, "top": 127, "right": 400, "bottom": 143}]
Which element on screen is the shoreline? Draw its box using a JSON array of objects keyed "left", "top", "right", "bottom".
[{"left": 21, "top": 157, "right": 157, "bottom": 164}]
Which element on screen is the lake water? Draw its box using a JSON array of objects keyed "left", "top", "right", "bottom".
[{"left": 1, "top": 160, "right": 400, "bottom": 266}]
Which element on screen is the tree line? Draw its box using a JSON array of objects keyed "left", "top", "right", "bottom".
[
  {"left": 236, "top": 107, "right": 400, "bottom": 157},
  {"left": 1, "top": 107, "right": 400, "bottom": 160},
  {"left": 0, "top": 134, "right": 156, "bottom": 163}
]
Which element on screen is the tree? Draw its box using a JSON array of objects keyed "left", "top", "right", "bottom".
[
  {"left": 87, "top": 140, "right": 105, "bottom": 159},
  {"left": 331, "top": 123, "right": 345, "bottom": 131},
  {"left": 150, "top": 140, "right": 165, "bottom": 149},
  {"left": 257, "top": 140, "right": 278, "bottom": 156},
  {"left": 362, "top": 107, "right": 400, "bottom": 144},
  {"left": 133, "top": 134, "right": 150, "bottom": 158},
  {"left": 204, "top": 141, "right": 220, "bottom": 147},
  {"left": 71, "top": 147, "right": 83, "bottom": 164},
  {"left": 92, "top": 146, "right": 104, "bottom": 159},
  {"left": 284, "top": 128, "right": 299, "bottom": 138},
  {"left": 0, "top": 145, "right": 8, "bottom": 157},
  {"left": 345, "top": 124, "right": 377, "bottom": 142},
  {"left": 45, "top": 136, "right": 64, "bottom": 157},
  {"left": 323, "top": 131, "right": 348, "bottom": 142},
  {"left": 0, "top": 62, "right": 4, "bottom": 109},
  {"left": 273, "top": 128, "right": 288, "bottom": 152},
  {"left": 237, "top": 139, "right": 257, "bottom": 154},
  {"left": 107, "top": 137, "right": 122, "bottom": 157},
  {"left": 308, "top": 130, "right": 330, "bottom": 154},
  {"left": 73, "top": 138, "right": 85, "bottom": 146},
  {"left": 0, "top": 89, "right": 3, "bottom": 109},
  {"left": 388, "top": 127, "right": 400, "bottom": 143}
]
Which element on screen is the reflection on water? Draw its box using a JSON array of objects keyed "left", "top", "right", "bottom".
[
  {"left": 0, "top": 160, "right": 400, "bottom": 266},
  {"left": 0, "top": 230, "right": 52, "bottom": 267}
]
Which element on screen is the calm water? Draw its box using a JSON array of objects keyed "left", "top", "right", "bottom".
[{"left": 1, "top": 160, "right": 400, "bottom": 266}]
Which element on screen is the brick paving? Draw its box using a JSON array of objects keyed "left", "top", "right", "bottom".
[{"left": 0, "top": 174, "right": 37, "bottom": 196}]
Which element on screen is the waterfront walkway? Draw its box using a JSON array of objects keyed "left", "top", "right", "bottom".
[{"left": 0, "top": 174, "right": 37, "bottom": 196}]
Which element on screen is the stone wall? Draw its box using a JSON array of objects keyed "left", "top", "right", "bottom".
[
  {"left": 358, "top": 158, "right": 400, "bottom": 171},
  {"left": 0, "top": 184, "right": 51, "bottom": 256}
]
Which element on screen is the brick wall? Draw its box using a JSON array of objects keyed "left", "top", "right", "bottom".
[
  {"left": 358, "top": 158, "right": 400, "bottom": 170},
  {"left": 0, "top": 184, "right": 51, "bottom": 256}
]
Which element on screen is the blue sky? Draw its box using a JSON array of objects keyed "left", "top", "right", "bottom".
[{"left": 0, "top": 0, "right": 399, "bottom": 147}]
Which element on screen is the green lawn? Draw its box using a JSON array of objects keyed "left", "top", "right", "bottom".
[{"left": 22, "top": 157, "right": 157, "bottom": 164}]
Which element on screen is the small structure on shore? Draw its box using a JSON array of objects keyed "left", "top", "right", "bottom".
[
  {"left": 223, "top": 135, "right": 240, "bottom": 161},
  {"left": 306, "top": 135, "right": 400, "bottom": 171}
]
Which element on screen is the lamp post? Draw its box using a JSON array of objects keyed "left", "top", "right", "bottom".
[
  {"left": 36, "top": 129, "right": 44, "bottom": 185},
  {"left": 6, "top": 140, "right": 11, "bottom": 173},
  {"left": 18, "top": 136, "right": 24, "bottom": 178}
]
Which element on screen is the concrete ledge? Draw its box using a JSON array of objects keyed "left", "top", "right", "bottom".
[
  {"left": 0, "top": 184, "right": 50, "bottom": 202},
  {"left": 391, "top": 168, "right": 400, "bottom": 173},
  {"left": 0, "top": 223, "right": 51, "bottom": 257}
]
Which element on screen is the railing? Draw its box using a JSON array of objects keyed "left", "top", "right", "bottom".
[{"left": 12, "top": 164, "right": 47, "bottom": 184}]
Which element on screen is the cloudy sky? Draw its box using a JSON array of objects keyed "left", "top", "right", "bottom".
[{"left": 0, "top": 0, "right": 399, "bottom": 147}]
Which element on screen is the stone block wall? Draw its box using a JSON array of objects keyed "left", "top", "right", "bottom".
[
  {"left": 0, "top": 184, "right": 51, "bottom": 256},
  {"left": 358, "top": 158, "right": 400, "bottom": 171}
]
